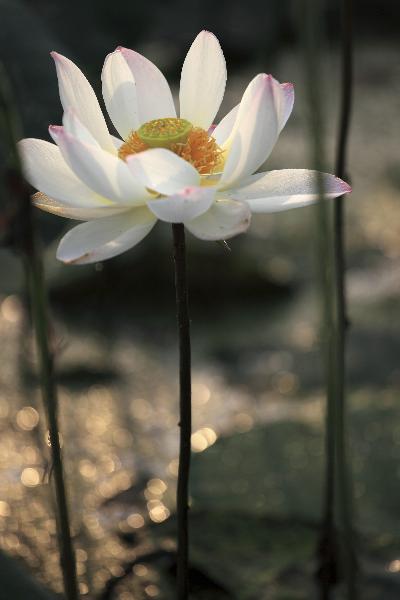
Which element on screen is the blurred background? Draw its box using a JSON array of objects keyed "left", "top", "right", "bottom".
[{"left": 0, "top": 0, "right": 399, "bottom": 598}]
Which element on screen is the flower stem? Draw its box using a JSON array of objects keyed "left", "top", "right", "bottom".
[
  {"left": 334, "top": 0, "right": 357, "bottom": 597},
  {"left": 0, "top": 66, "right": 80, "bottom": 600},
  {"left": 172, "top": 223, "right": 192, "bottom": 600},
  {"left": 26, "top": 245, "right": 80, "bottom": 600},
  {"left": 300, "top": 3, "right": 338, "bottom": 597}
]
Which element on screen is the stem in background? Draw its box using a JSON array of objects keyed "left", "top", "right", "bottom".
[
  {"left": 300, "top": 3, "right": 338, "bottom": 597},
  {"left": 26, "top": 243, "right": 80, "bottom": 600},
  {"left": 315, "top": 182, "right": 339, "bottom": 600},
  {"left": 334, "top": 0, "right": 357, "bottom": 597},
  {"left": 0, "top": 66, "right": 80, "bottom": 600},
  {"left": 172, "top": 223, "right": 192, "bottom": 600}
]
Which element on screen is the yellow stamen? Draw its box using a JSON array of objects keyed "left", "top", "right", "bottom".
[
  {"left": 118, "top": 117, "right": 224, "bottom": 175},
  {"left": 118, "top": 132, "right": 148, "bottom": 161},
  {"left": 172, "top": 128, "right": 224, "bottom": 175}
]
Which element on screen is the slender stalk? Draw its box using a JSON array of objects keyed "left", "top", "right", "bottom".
[
  {"left": 300, "top": 2, "right": 338, "bottom": 597},
  {"left": 26, "top": 245, "right": 80, "bottom": 600},
  {"left": 0, "top": 66, "right": 80, "bottom": 600},
  {"left": 333, "top": 0, "right": 357, "bottom": 597},
  {"left": 314, "top": 162, "right": 339, "bottom": 598},
  {"left": 172, "top": 223, "right": 192, "bottom": 600}
]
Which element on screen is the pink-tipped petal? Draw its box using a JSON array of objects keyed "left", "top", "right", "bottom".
[
  {"left": 147, "top": 186, "right": 215, "bottom": 223},
  {"left": 50, "top": 126, "right": 149, "bottom": 205},
  {"left": 33, "top": 192, "right": 130, "bottom": 220},
  {"left": 56, "top": 207, "right": 156, "bottom": 264},
  {"left": 18, "top": 137, "right": 111, "bottom": 208},
  {"left": 62, "top": 109, "right": 101, "bottom": 147},
  {"left": 118, "top": 47, "right": 176, "bottom": 126},
  {"left": 212, "top": 103, "right": 240, "bottom": 146},
  {"left": 226, "top": 169, "right": 352, "bottom": 213},
  {"left": 219, "top": 74, "right": 281, "bottom": 189},
  {"left": 51, "top": 52, "right": 115, "bottom": 153},
  {"left": 179, "top": 30, "right": 227, "bottom": 130},
  {"left": 102, "top": 49, "right": 140, "bottom": 140},
  {"left": 126, "top": 148, "right": 200, "bottom": 196},
  {"left": 185, "top": 199, "right": 251, "bottom": 241},
  {"left": 279, "top": 82, "right": 295, "bottom": 131}
]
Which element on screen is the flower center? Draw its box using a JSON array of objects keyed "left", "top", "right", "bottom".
[
  {"left": 118, "top": 117, "right": 224, "bottom": 176},
  {"left": 137, "top": 117, "right": 192, "bottom": 148}
]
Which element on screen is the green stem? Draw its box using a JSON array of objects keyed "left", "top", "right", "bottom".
[
  {"left": 315, "top": 190, "right": 339, "bottom": 600},
  {"left": 26, "top": 246, "right": 80, "bottom": 600},
  {"left": 172, "top": 223, "right": 192, "bottom": 600},
  {"left": 0, "top": 65, "right": 80, "bottom": 600},
  {"left": 300, "top": 2, "right": 338, "bottom": 596},
  {"left": 334, "top": 0, "right": 357, "bottom": 596}
]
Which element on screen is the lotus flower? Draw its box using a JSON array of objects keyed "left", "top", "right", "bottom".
[{"left": 18, "top": 31, "right": 351, "bottom": 264}]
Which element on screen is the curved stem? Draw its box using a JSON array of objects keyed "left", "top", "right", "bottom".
[
  {"left": 334, "top": 0, "right": 357, "bottom": 597},
  {"left": 300, "top": 3, "right": 338, "bottom": 596},
  {"left": 0, "top": 66, "right": 79, "bottom": 600},
  {"left": 27, "top": 249, "right": 80, "bottom": 600},
  {"left": 172, "top": 223, "right": 192, "bottom": 600}
]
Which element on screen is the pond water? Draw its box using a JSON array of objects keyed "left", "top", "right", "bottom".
[{"left": 0, "top": 42, "right": 399, "bottom": 599}]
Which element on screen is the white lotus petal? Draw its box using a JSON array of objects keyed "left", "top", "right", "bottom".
[
  {"left": 185, "top": 199, "right": 251, "bottom": 240},
  {"left": 212, "top": 81, "right": 292, "bottom": 152},
  {"left": 33, "top": 192, "right": 130, "bottom": 220},
  {"left": 219, "top": 74, "right": 281, "bottom": 189},
  {"left": 111, "top": 136, "right": 124, "bottom": 150},
  {"left": 18, "top": 138, "right": 112, "bottom": 207},
  {"left": 51, "top": 52, "right": 114, "bottom": 153},
  {"left": 227, "top": 169, "right": 352, "bottom": 213},
  {"left": 212, "top": 103, "right": 239, "bottom": 146},
  {"left": 147, "top": 186, "right": 215, "bottom": 223},
  {"left": 126, "top": 148, "right": 200, "bottom": 195},
  {"left": 179, "top": 31, "right": 227, "bottom": 130},
  {"left": 102, "top": 49, "right": 140, "bottom": 140},
  {"left": 50, "top": 126, "right": 149, "bottom": 205},
  {"left": 279, "top": 83, "right": 294, "bottom": 131},
  {"left": 56, "top": 207, "right": 156, "bottom": 264},
  {"left": 119, "top": 47, "right": 176, "bottom": 125},
  {"left": 63, "top": 109, "right": 100, "bottom": 147}
]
